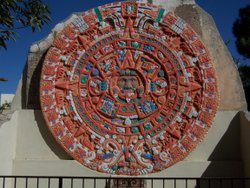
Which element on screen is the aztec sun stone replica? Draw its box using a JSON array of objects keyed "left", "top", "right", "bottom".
[{"left": 40, "top": 1, "right": 218, "bottom": 175}]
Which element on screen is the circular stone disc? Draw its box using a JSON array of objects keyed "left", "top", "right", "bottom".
[{"left": 40, "top": 2, "right": 218, "bottom": 176}]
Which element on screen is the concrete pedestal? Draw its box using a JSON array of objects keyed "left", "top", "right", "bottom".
[{"left": 0, "top": 110, "right": 246, "bottom": 178}]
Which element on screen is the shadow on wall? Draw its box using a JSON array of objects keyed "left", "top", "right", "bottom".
[
  {"left": 27, "top": 54, "right": 44, "bottom": 109},
  {"left": 207, "top": 112, "right": 241, "bottom": 162},
  {"left": 244, "top": 86, "right": 250, "bottom": 111},
  {"left": 21, "top": 63, "right": 27, "bottom": 109},
  {"left": 22, "top": 51, "right": 48, "bottom": 109},
  {"left": 201, "top": 112, "right": 243, "bottom": 177},
  {"left": 194, "top": 113, "right": 244, "bottom": 188},
  {"left": 34, "top": 110, "right": 72, "bottom": 160}
]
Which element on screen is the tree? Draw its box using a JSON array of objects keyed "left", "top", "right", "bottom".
[
  {"left": 233, "top": 5, "right": 250, "bottom": 110},
  {"left": 238, "top": 65, "right": 250, "bottom": 110},
  {"left": 0, "top": 0, "right": 50, "bottom": 49},
  {"left": 233, "top": 5, "right": 250, "bottom": 59},
  {"left": 238, "top": 65, "right": 250, "bottom": 87}
]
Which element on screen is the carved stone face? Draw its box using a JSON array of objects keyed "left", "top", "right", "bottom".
[
  {"left": 117, "top": 76, "right": 139, "bottom": 101},
  {"left": 118, "top": 76, "right": 138, "bottom": 92}
]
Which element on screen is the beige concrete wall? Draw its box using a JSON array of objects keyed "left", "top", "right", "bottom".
[
  {"left": 15, "top": 110, "right": 70, "bottom": 161},
  {"left": 13, "top": 110, "right": 241, "bottom": 161},
  {"left": 9, "top": 110, "right": 242, "bottom": 178},
  {"left": 0, "top": 111, "right": 18, "bottom": 174},
  {"left": 0, "top": 109, "right": 246, "bottom": 188},
  {"left": 187, "top": 111, "right": 241, "bottom": 161}
]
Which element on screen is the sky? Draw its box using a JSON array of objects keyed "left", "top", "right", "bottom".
[{"left": 0, "top": 0, "right": 249, "bottom": 94}]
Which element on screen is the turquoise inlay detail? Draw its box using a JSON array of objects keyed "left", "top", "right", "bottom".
[
  {"left": 156, "top": 115, "right": 165, "bottom": 123},
  {"left": 158, "top": 70, "right": 165, "bottom": 77},
  {"left": 102, "top": 39, "right": 106, "bottom": 44},
  {"left": 111, "top": 164, "right": 118, "bottom": 171},
  {"left": 94, "top": 7, "right": 103, "bottom": 22},
  {"left": 101, "top": 108, "right": 106, "bottom": 112},
  {"left": 161, "top": 124, "right": 166, "bottom": 128},
  {"left": 144, "top": 123, "right": 152, "bottom": 130},
  {"left": 101, "top": 81, "right": 107, "bottom": 91},
  {"left": 117, "top": 97, "right": 125, "bottom": 103},
  {"left": 133, "top": 119, "right": 145, "bottom": 124},
  {"left": 156, "top": 8, "right": 165, "bottom": 23},
  {"left": 131, "top": 41, "right": 140, "bottom": 48},
  {"left": 81, "top": 75, "right": 88, "bottom": 84},
  {"left": 121, "top": 106, "right": 127, "bottom": 112},
  {"left": 130, "top": 98, "right": 139, "bottom": 103},
  {"left": 131, "top": 126, "right": 139, "bottom": 134},
  {"left": 129, "top": 106, "right": 135, "bottom": 112},
  {"left": 151, "top": 82, "right": 155, "bottom": 91}
]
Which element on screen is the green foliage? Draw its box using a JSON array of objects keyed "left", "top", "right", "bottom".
[
  {"left": 233, "top": 5, "right": 250, "bottom": 59},
  {"left": 233, "top": 5, "right": 250, "bottom": 110},
  {"left": 0, "top": 0, "right": 50, "bottom": 49},
  {"left": 238, "top": 65, "right": 250, "bottom": 110},
  {"left": 238, "top": 65, "right": 250, "bottom": 88}
]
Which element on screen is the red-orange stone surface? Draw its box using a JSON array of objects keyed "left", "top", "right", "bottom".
[{"left": 40, "top": 2, "right": 218, "bottom": 175}]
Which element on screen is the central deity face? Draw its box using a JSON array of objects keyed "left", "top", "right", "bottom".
[
  {"left": 118, "top": 76, "right": 138, "bottom": 92},
  {"left": 114, "top": 69, "right": 144, "bottom": 102}
]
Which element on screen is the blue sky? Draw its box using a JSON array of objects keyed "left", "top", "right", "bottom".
[{"left": 0, "top": 0, "right": 249, "bottom": 94}]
